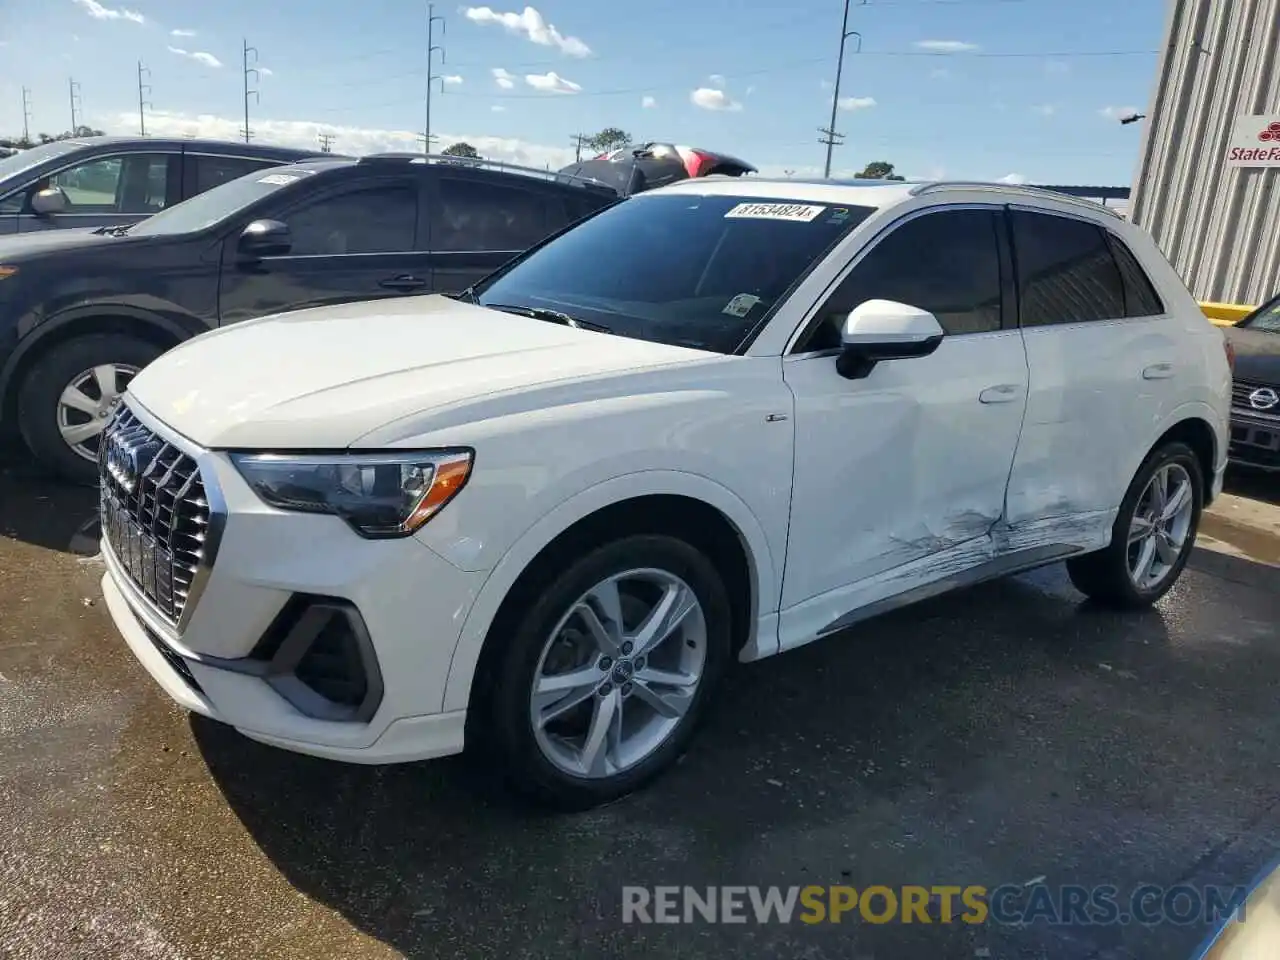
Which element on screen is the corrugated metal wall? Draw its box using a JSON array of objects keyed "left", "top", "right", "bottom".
[{"left": 1128, "top": 0, "right": 1280, "bottom": 306}]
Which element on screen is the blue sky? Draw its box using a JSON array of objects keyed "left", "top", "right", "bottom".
[{"left": 0, "top": 0, "right": 1165, "bottom": 184}]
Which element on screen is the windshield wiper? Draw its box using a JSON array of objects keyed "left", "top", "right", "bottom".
[
  {"left": 485, "top": 303, "right": 611, "bottom": 333},
  {"left": 94, "top": 222, "right": 136, "bottom": 237},
  {"left": 447, "top": 285, "right": 479, "bottom": 304}
]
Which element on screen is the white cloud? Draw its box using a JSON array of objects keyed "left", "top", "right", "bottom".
[
  {"left": 524, "top": 71, "right": 580, "bottom": 94},
  {"left": 167, "top": 47, "right": 223, "bottom": 68},
  {"left": 443, "top": 74, "right": 463, "bottom": 86},
  {"left": 708, "top": 74, "right": 726, "bottom": 89},
  {"left": 838, "top": 96, "right": 876, "bottom": 111},
  {"left": 1100, "top": 105, "right": 1141, "bottom": 121},
  {"left": 641, "top": 95, "right": 656, "bottom": 109},
  {"left": 171, "top": 28, "right": 197, "bottom": 37},
  {"left": 915, "top": 40, "right": 979, "bottom": 52},
  {"left": 997, "top": 173, "right": 1026, "bottom": 184},
  {"left": 73, "top": 0, "right": 145, "bottom": 22},
  {"left": 491, "top": 105, "right": 506, "bottom": 112},
  {"left": 492, "top": 67, "right": 516, "bottom": 90},
  {"left": 259, "top": 67, "right": 274, "bottom": 77},
  {"left": 111, "top": 110, "right": 578, "bottom": 168},
  {"left": 463, "top": 6, "right": 591, "bottom": 57},
  {"left": 1032, "top": 103, "right": 1055, "bottom": 116},
  {"left": 691, "top": 87, "right": 742, "bottom": 112}
]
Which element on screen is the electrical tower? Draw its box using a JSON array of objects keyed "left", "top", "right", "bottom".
[
  {"left": 136, "top": 62, "right": 152, "bottom": 137},
  {"left": 69, "top": 78, "right": 82, "bottom": 135},
  {"left": 20, "top": 87, "right": 32, "bottom": 144},
  {"left": 318, "top": 132, "right": 335, "bottom": 153},
  {"left": 424, "top": 3, "right": 446, "bottom": 154},
  {"left": 569, "top": 132, "right": 587, "bottom": 162},
  {"left": 821, "top": 0, "right": 864, "bottom": 178},
  {"left": 242, "top": 39, "right": 260, "bottom": 143}
]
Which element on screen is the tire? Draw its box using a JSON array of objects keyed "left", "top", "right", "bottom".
[
  {"left": 474, "top": 533, "right": 733, "bottom": 811},
  {"left": 17, "top": 333, "right": 163, "bottom": 486},
  {"left": 1066, "top": 441, "right": 1204, "bottom": 609}
]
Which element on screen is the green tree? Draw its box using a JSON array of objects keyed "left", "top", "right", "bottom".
[
  {"left": 584, "top": 127, "right": 631, "bottom": 153},
  {"left": 442, "top": 141, "right": 481, "bottom": 159},
  {"left": 857, "top": 160, "right": 905, "bottom": 181}
]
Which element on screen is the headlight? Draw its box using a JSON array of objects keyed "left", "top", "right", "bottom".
[{"left": 231, "top": 449, "right": 473, "bottom": 539}]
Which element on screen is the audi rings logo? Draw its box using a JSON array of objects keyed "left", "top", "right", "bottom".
[{"left": 1249, "top": 386, "right": 1280, "bottom": 411}]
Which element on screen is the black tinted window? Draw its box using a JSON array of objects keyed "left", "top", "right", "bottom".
[
  {"left": 433, "top": 178, "right": 554, "bottom": 251},
  {"left": 194, "top": 155, "right": 274, "bottom": 194},
  {"left": 801, "top": 208, "right": 1003, "bottom": 351},
  {"left": 1011, "top": 211, "right": 1125, "bottom": 326},
  {"left": 284, "top": 184, "right": 416, "bottom": 255},
  {"left": 476, "top": 194, "right": 874, "bottom": 354},
  {"left": 1106, "top": 233, "right": 1165, "bottom": 316}
]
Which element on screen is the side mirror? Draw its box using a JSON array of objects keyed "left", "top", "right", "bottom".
[
  {"left": 238, "top": 219, "right": 292, "bottom": 258},
  {"left": 836, "top": 299, "right": 945, "bottom": 380},
  {"left": 31, "top": 188, "right": 68, "bottom": 216}
]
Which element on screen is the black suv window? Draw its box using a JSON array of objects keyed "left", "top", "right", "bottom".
[
  {"left": 1011, "top": 210, "right": 1125, "bottom": 326},
  {"left": 432, "top": 178, "right": 555, "bottom": 252},
  {"left": 193, "top": 155, "right": 276, "bottom": 194},
  {"left": 282, "top": 183, "right": 416, "bottom": 255},
  {"left": 1105, "top": 233, "right": 1165, "bottom": 317},
  {"left": 33, "top": 153, "right": 171, "bottom": 215},
  {"left": 799, "top": 208, "right": 1004, "bottom": 352}
]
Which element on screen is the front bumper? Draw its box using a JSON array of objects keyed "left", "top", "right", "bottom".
[
  {"left": 99, "top": 404, "right": 488, "bottom": 764},
  {"left": 1228, "top": 408, "right": 1280, "bottom": 473}
]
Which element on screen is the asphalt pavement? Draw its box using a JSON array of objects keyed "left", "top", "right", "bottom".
[{"left": 1, "top": 443, "right": 1278, "bottom": 960}]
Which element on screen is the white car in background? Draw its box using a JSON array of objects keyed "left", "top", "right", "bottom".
[{"left": 97, "top": 177, "right": 1232, "bottom": 810}]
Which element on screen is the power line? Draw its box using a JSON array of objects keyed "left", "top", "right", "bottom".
[
  {"left": 136, "top": 62, "right": 151, "bottom": 137},
  {"left": 20, "top": 87, "right": 32, "bottom": 143},
  {"left": 822, "top": 0, "right": 863, "bottom": 178},
  {"left": 69, "top": 78, "right": 83, "bottom": 134},
  {"left": 425, "top": 2, "right": 446, "bottom": 154},
  {"left": 318, "top": 132, "right": 336, "bottom": 152},
  {"left": 242, "top": 38, "right": 260, "bottom": 143}
]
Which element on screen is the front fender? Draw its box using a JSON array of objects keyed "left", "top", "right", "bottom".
[{"left": 439, "top": 469, "right": 781, "bottom": 713}]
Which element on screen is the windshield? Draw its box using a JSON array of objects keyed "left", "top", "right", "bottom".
[
  {"left": 128, "top": 164, "right": 327, "bottom": 237},
  {"left": 1241, "top": 295, "right": 1280, "bottom": 333},
  {"left": 0, "top": 140, "right": 84, "bottom": 186},
  {"left": 475, "top": 194, "right": 875, "bottom": 353}
]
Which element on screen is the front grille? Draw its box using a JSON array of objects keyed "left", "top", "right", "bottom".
[
  {"left": 98, "top": 404, "right": 210, "bottom": 626},
  {"left": 1231, "top": 378, "right": 1279, "bottom": 415}
]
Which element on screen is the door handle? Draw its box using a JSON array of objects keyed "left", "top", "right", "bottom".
[
  {"left": 379, "top": 274, "right": 428, "bottom": 292},
  {"left": 979, "top": 384, "right": 1022, "bottom": 404},
  {"left": 1142, "top": 362, "right": 1176, "bottom": 380}
]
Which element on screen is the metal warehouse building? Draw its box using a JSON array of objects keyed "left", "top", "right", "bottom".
[{"left": 1128, "top": 0, "right": 1280, "bottom": 307}]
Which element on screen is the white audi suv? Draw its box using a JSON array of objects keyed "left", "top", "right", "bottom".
[{"left": 97, "top": 178, "right": 1233, "bottom": 809}]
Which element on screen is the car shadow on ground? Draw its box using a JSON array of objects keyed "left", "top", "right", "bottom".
[
  {"left": 0, "top": 441, "right": 100, "bottom": 556},
  {"left": 1225, "top": 467, "right": 1278, "bottom": 506},
  {"left": 191, "top": 554, "right": 1280, "bottom": 959}
]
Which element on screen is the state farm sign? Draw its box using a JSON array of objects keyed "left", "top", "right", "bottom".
[{"left": 1227, "top": 115, "right": 1280, "bottom": 166}]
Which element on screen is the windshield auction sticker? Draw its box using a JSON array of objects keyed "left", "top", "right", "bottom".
[{"left": 724, "top": 202, "right": 826, "bottom": 222}]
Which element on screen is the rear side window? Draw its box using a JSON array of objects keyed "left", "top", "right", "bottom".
[
  {"left": 432, "top": 178, "right": 554, "bottom": 252},
  {"left": 1106, "top": 233, "right": 1165, "bottom": 317},
  {"left": 1011, "top": 210, "right": 1126, "bottom": 326},
  {"left": 283, "top": 184, "right": 417, "bottom": 255},
  {"left": 193, "top": 155, "right": 274, "bottom": 194},
  {"left": 799, "top": 208, "right": 1004, "bottom": 351}
]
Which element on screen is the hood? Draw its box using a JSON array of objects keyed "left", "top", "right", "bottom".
[
  {"left": 0, "top": 227, "right": 115, "bottom": 262},
  {"left": 1224, "top": 325, "right": 1280, "bottom": 385},
  {"left": 126, "top": 295, "right": 715, "bottom": 449}
]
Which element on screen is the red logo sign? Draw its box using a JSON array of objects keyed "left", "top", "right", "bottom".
[{"left": 1258, "top": 121, "right": 1280, "bottom": 142}]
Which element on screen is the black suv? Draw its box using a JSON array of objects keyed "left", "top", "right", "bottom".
[
  {"left": 0, "top": 153, "right": 618, "bottom": 481},
  {"left": 0, "top": 136, "right": 330, "bottom": 235},
  {"left": 1223, "top": 292, "right": 1280, "bottom": 472}
]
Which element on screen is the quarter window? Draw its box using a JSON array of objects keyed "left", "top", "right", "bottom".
[
  {"left": 799, "top": 208, "right": 1004, "bottom": 352},
  {"left": 282, "top": 184, "right": 416, "bottom": 255},
  {"left": 194, "top": 156, "right": 275, "bottom": 194},
  {"left": 432, "top": 178, "right": 554, "bottom": 252},
  {"left": 1106, "top": 233, "right": 1165, "bottom": 317},
  {"left": 1010, "top": 210, "right": 1126, "bottom": 326}
]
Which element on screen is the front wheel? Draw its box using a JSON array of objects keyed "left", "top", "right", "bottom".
[
  {"left": 1067, "top": 441, "right": 1204, "bottom": 608},
  {"left": 476, "top": 534, "right": 733, "bottom": 810}
]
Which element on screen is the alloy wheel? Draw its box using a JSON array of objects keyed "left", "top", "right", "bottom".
[
  {"left": 56, "top": 363, "right": 139, "bottom": 463},
  {"left": 1126, "top": 461, "right": 1195, "bottom": 591}
]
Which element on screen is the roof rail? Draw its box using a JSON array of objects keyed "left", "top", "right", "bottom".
[
  {"left": 357, "top": 152, "right": 619, "bottom": 194},
  {"left": 908, "top": 180, "right": 1122, "bottom": 218}
]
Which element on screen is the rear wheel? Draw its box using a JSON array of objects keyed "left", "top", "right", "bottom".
[
  {"left": 1066, "top": 441, "right": 1203, "bottom": 608},
  {"left": 475, "top": 534, "right": 732, "bottom": 810},
  {"left": 17, "top": 333, "right": 163, "bottom": 485}
]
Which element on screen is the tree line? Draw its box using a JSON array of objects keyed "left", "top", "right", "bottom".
[{"left": 0, "top": 126, "right": 107, "bottom": 151}]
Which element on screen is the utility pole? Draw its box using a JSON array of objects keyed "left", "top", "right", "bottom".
[
  {"left": 242, "top": 38, "right": 260, "bottom": 143},
  {"left": 136, "top": 62, "right": 151, "bottom": 137},
  {"left": 425, "top": 2, "right": 446, "bottom": 154},
  {"left": 318, "top": 132, "right": 335, "bottom": 152},
  {"left": 569, "top": 132, "right": 587, "bottom": 162},
  {"left": 821, "top": 0, "right": 864, "bottom": 178},
  {"left": 69, "top": 78, "right": 82, "bottom": 135},
  {"left": 20, "top": 87, "right": 32, "bottom": 144}
]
